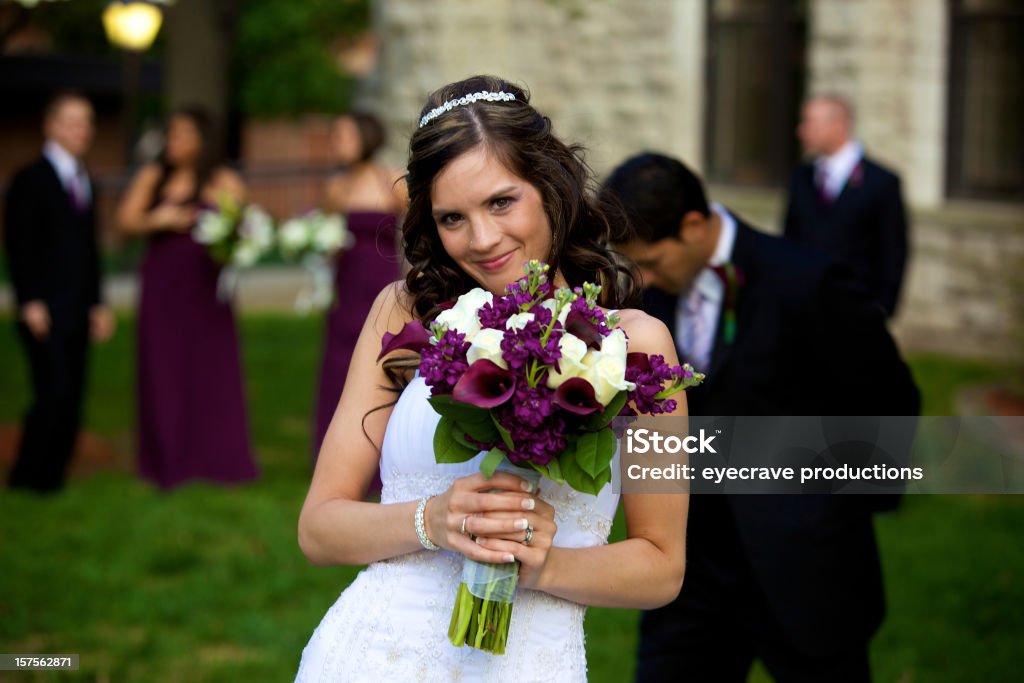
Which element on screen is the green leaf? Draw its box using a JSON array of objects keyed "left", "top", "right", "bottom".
[
  {"left": 576, "top": 431, "right": 600, "bottom": 478},
  {"left": 429, "top": 395, "right": 489, "bottom": 423},
  {"left": 492, "top": 415, "right": 515, "bottom": 451},
  {"left": 559, "top": 450, "right": 600, "bottom": 495},
  {"left": 434, "top": 416, "right": 479, "bottom": 464},
  {"left": 595, "top": 428, "right": 617, "bottom": 474},
  {"left": 480, "top": 448, "right": 507, "bottom": 478},
  {"left": 461, "top": 414, "right": 499, "bottom": 444},
  {"left": 534, "top": 457, "right": 564, "bottom": 484},
  {"left": 585, "top": 390, "right": 629, "bottom": 430}
]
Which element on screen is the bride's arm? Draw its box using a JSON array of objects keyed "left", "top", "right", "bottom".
[
  {"left": 476, "top": 311, "right": 689, "bottom": 609},
  {"left": 298, "top": 283, "right": 545, "bottom": 567}
]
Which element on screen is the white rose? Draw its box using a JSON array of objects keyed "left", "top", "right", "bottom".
[
  {"left": 546, "top": 333, "right": 589, "bottom": 389},
  {"left": 505, "top": 312, "right": 536, "bottom": 331},
  {"left": 466, "top": 327, "right": 508, "bottom": 368},
  {"left": 232, "top": 240, "right": 262, "bottom": 267},
  {"left": 194, "top": 212, "right": 230, "bottom": 244},
  {"left": 242, "top": 206, "right": 275, "bottom": 249},
  {"left": 314, "top": 216, "right": 349, "bottom": 252},
  {"left": 579, "top": 329, "right": 635, "bottom": 404},
  {"left": 279, "top": 219, "right": 310, "bottom": 252},
  {"left": 435, "top": 287, "right": 492, "bottom": 339}
]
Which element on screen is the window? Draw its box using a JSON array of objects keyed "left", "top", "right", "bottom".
[
  {"left": 705, "top": 0, "right": 807, "bottom": 187},
  {"left": 947, "top": 0, "right": 1024, "bottom": 200}
]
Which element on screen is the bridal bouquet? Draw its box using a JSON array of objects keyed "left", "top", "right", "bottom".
[
  {"left": 379, "top": 260, "right": 704, "bottom": 655},
  {"left": 277, "top": 210, "right": 354, "bottom": 312},
  {"left": 193, "top": 192, "right": 275, "bottom": 268}
]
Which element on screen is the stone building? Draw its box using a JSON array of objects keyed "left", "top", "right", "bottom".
[{"left": 368, "top": 0, "right": 1023, "bottom": 359}]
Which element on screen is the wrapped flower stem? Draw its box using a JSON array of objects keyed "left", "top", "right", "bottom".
[{"left": 448, "top": 466, "right": 540, "bottom": 655}]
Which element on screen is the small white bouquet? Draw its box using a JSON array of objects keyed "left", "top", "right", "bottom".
[
  {"left": 193, "top": 193, "right": 275, "bottom": 300},
  {"left": 277, "top": 209, "right": 354, "bottom": 313}
]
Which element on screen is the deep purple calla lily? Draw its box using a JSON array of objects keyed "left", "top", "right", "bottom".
[
  {"left": 378, "top": 321, "right": 431, "bottom": 361},
  {"left": 553, "top": 377, "right": 602, "bottom": 415},
  {"left": 627, "top": 352, "right": 651, "bottom": 371},
  {"left": 565, "top": 310, "right": 605, "bottom": 350},
  {"left": 452, "top": 359, "right": 516, "bottom": 408}
]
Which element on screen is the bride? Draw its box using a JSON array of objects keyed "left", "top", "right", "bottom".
[{"left": 295, "top": 75, "right": 689, "bottom": 682}]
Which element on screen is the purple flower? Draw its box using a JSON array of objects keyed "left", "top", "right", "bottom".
[
  {"left": 378, "top": 321, "right": 431, "bottom": 361},
  {"left": 420, "top": 329, "right": 470, "bottom": 395},
  {"left": 452, "top": 359, "right": 517, "bottom": 408},
  {"left": 553, "top": 377, "right": 602, "bottom": 416}
]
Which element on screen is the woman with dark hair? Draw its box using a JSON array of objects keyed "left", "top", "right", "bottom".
[
  {"left": 116, "top": 108, "right": 258, "bottom": 490},
  {"left": 295, "top": 76, "right": 687, "bottom": 681},
  {"left": 312, "top": 111, "right": 406, "bottom": 464}
]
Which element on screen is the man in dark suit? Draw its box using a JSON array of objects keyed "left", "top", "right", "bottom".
[
  {"left": 783, "top": 95, "right": 909, "bottom": 317},
  {"left": 602, "top": 153, "right": 920, "bottom": 682},
  {"left": 4, "top": 91, "right": 114, "bottom": 492}
]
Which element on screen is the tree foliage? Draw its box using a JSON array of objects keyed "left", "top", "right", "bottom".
[{"left": 235, "top": 0, "right": 370, "bottom": 118}]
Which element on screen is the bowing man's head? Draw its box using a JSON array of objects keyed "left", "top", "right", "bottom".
[{"left": 602, "top": 152, "right": 719, "bottom": 296}]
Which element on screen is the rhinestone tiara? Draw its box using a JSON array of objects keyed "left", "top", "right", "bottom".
[{"left": 418, "top": 91, "right": 517, "bottom": 128}]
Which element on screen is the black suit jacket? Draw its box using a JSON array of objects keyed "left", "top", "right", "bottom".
[
  {"left": 3, "top": 156, "right": 102, "bottom": 326},
  {"left": 783, "top": 156, "right": 908, "bottom": 317},
  {"left": 643, "top": 217, "right": 920, "bottom": 655}
]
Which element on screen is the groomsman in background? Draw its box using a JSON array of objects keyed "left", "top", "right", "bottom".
[
  {"left": 783, "top": 95, "right": 909, "bottom": 318},
  {"left": 602, "top": 152, "right": 919, "bottom": 683},
  {"left": 3, "top": 91, "right": 114, "bottom": 492}
]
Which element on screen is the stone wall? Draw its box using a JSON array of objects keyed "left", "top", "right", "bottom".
[
  {"left": 808, "top": 0, "right": 949, "bottom": 207},
  {"left": 371, "top": 0, "right": 704, "bottom": 176}
]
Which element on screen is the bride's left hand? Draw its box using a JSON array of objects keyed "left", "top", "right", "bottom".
[{"left": 467, "top": 499, "right": 557, "bottom": 590}]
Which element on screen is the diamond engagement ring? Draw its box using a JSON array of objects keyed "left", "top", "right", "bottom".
[{"left": 522, "top": 525, "right": 534, "bottom": 546}]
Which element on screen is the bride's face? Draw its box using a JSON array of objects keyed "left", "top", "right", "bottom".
[{"left": 431, "top": 145, "right": 553, "bottom": 295}]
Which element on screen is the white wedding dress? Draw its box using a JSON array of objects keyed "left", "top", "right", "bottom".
[{"left": 295, "top": 376, "right": 620, "bottom": 682}]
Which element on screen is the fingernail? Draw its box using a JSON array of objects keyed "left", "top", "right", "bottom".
[
  {"left": 521, "top": 480, "right": 534, "bottom": 493},
  {"left": 522, "top": 498, "right": 535, "bottom": 511},
  {"left": 504, "top": 554, "right": 516, "bottom": 563},
  {"left": 515, "top": 518, "right": 528, "bottom": 530}
]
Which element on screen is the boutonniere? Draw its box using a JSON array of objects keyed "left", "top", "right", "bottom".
[
  {"left": 849, "top": 161, "right": 864, "bottom": 189},
  {"left": 711, "top": 263, "right": 745, "bottom": 345}
]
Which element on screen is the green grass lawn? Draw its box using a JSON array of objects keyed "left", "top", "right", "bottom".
[{"left": 0, "top": 314, "right": 1020, "bottom": 682}]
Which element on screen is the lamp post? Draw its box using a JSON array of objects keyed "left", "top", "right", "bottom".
[{"left": 102, "top": 0, "right": 167, "bottom": 164}]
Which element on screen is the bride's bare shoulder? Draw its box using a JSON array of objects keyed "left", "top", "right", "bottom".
[
  {"left": 614, "top": 308, "right": 676, "bottom": 357},
  {"left": 369, "top": 280, "right": 417, "bottom": 334}
]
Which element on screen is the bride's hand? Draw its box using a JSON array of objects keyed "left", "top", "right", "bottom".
[
  {"left": 471, "top": 500, "right": 557, "bottom": 590},
  {"left": 426, "top": 472, "right": 549, "bottom": 565}
]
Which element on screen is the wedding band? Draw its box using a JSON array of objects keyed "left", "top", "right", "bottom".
[
  {"left": 460, "top": 515, "right": 470, "bottom": 536},
  {"left": 523, "top": 525, "right": 534, "bottom": 546}
]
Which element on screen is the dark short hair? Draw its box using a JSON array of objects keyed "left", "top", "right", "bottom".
[
  {"left": 401, "top": 74, "right": 637, "bottom": 320},
  {"left": 346, "top": 111, "right": 386, "bottom": 162},
  {"left": 43, "top": 90, "right": 91, "bottom": 121},
  {"left": 600, "top": 152, "right": 710, "bottom": 243}
]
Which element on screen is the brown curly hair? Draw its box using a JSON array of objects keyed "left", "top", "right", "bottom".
[{"left": 401, "top": 74, "right": 638, "bottom": 322}]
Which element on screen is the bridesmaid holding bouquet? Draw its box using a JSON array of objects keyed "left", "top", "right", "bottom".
[{"left": 116, "top": 108, "right": 258, "bottom": 490}]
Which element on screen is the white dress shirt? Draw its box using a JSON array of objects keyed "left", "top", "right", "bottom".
[
  {"left": 674, "top": 203, "right": 737, "bottom": 372},
  {"left": 814, "top": 140, "right": 863, "bottom": 202},
  {"left": 43, "top": 140, "right": 92, "bottom": 206}
]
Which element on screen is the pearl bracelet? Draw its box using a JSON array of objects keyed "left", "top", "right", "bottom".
[{"left": 414, "top": 496, "right": 439, "bottom": 551}]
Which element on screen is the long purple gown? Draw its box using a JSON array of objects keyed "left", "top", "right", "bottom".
[
  {"left": 313, "top": 211, "right": 400, "bottom": 463},
  {"left": 136, "top": 224, "right": 258, "bottom": 490}
]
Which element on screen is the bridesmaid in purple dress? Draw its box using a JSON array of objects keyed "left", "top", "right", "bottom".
[
  {"left": 116, "top": 108, "right": 258, "bottom": 490},
  {"left": 313, "top": 112, "right": 406, "bottom": 467}
]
